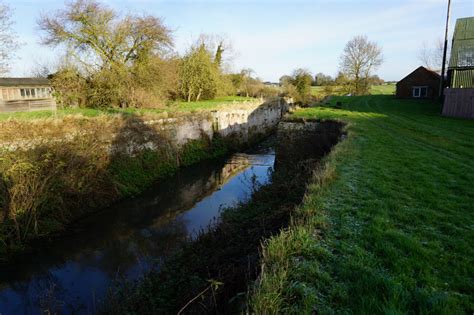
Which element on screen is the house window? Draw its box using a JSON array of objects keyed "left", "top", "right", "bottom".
[
  {"left": 20, "top": 89, "right": 26, "bottom": 97},
  {"left": 413, "top": 86, "right": 428, "bottom": 98}
]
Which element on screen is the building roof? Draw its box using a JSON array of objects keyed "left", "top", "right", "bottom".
[
  {"left": 449, "top": 17, "right": 474, "bottom": 69},
  {"left": 397, "top": 66, "right": 440, "bottom": 85},
  {"left": 0, "top": 77, "right": 51, "bottom": 87}
]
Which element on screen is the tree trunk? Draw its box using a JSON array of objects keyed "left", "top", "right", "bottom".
[
  {"left": 187, "top": 90, "right": 192, "bottom": 103},
  {"left": 196, "top": 88, "right": 202, "bottom": 102}
]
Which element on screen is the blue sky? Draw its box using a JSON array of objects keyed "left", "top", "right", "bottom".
[{"left": 3, "top": 0, "right": 474, "bottom": 81}]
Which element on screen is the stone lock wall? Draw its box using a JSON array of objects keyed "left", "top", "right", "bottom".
[{"left": 0, "top": 98, "right": 292, "bottom": 154}]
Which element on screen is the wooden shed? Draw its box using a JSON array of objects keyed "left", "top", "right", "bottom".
[
  {"left": 443, "top": 17, "right": 474, "bottom": 119},
  {"left": 0, "top": 78, "right": 56, "bottom": 113},
  {"left": 396, "top": 66, "right": 440, "bottom": 99}
]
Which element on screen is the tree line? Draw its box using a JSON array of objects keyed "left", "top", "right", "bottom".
[
  {"left": 280, "top": 35, "right": 384, "bottom": 104},
  {"left": 1, "top": 0, "right": 278, "bottom": 109},
  {"left": 1, "top": 0, "right": 386, "bottom": 109}
]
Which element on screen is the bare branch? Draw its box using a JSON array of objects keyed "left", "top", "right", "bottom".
[
  {"left": 37, "top": 0, "right": 173, "bottom": 70},
  {"left": 339, "top": 35, "right": 383, "bottom": 95},
  {"left": 418, "top": 38, "right": 448, "bottom": 71},
  {"left": 0, "top": 2, "right": 19, "bottom": 76}
]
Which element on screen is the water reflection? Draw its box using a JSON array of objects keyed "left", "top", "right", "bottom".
[{"left": 0, "top": 147, "right": 275, "bottom": 314}]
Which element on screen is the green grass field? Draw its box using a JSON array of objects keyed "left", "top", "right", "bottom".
[
  {"left": 370, "top": 83, "right": 396, "bottom": 95},
  {"left": 0, "top": 96, "right": 254, "bottom": 121},
  {"left": 311, "top": 86, "right": 334, "bottom": 97},
  {"left": 251, "top": 95, "right": 474, "bottom": 313},
  {"left": 311, "top": 84, "right": 396, "bottom": 98}
]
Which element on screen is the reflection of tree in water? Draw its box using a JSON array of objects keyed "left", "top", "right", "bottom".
[
  {"left": 239, "top": 167, "right": 261, "bottom": 196},
  {"left": 0, "top": 114, "right": 216, "bottom": 314},
  {"left": 91, "top": 218, "right": 189, "bottom": 279},
  {"left": 6, "top": 271, "right": 67, "bottom": 314},
  {"left": 238, "top": 163, "right": 274, "bottom": 199},
  {"left": 0, "top": 112, "right": 279, "bottom": 314}
]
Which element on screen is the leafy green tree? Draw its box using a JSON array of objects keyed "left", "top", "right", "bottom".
[
  {"left": 291, "top": 68, "right": 313, "bottom": 104},
  {"left": 229, "top": 73, "right": 244, "bottom": 93},
  {"left": 38, "top": 0, "right": 175, "bottom": 108},
  {"left": 368, "top": 74, "right": 384, "bottom": 86},
  {"left": 279, "top": 75, "right": 292, "bottom": 86},
  {"left": 314, "top": 73, "right": 334, "bottom": 86},
  {"left": 179, "top": 45, "right": 219, "bottom": 102},
  {"left": 214, "top": 42, "right": 224, "bottom": 67},
  {"left": 51, "top": 65, "right": 88, "bottom": 108},
  {"left": 335, "top": 71, "right": 349, "bottom": 86}
]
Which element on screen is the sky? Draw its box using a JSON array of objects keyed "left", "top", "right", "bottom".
[{"left": 2, "top": 0, "right": 474, "bottom": 82}]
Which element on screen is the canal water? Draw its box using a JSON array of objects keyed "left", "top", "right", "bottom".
[{"left": 0, "top": 145, "right": 275, "bottom": 314}]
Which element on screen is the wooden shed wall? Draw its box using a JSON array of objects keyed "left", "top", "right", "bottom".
[
  {"left": 0, "top": 99, "right": 56, "bottom": 113},
  {"left": 449, "top": 69, "right": 474, "bottom": 88},
  {"left": 442, "top": 88, "right": 474, "bottom": 119},
  {"left": 396, "top": 68, "right": 440, "bottom": 99}
]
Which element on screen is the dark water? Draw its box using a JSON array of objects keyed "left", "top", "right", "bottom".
[{"left": 0, "top": 146, "right": 275, "bottom": 314}]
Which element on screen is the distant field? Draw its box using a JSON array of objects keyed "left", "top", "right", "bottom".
[
  {"left": 311, "top": 85, "right": 343, "bottom": 97},
  {"left": 370, "top": 83, "right": 396, "bottom": 95},
  {"left": 0, "top": 96, "right": 255, "bottom": 121},
  {"left": 311, "top": 83, "right": 396, "bottom": 98}
]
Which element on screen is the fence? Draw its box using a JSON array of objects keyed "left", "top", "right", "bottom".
[{"left": 442, "top": 88, "right": 474, "bottom": 119}]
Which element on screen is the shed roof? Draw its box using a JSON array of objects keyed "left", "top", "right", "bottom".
[
  {"left": 449, "top": 17, "right": 474, "bottom": 69},
  {"left": 0, "top": 77, "right": 51, "bottom": 87},
  {"left": 397, "top": 66, "right": 440, "bottom": 86}
]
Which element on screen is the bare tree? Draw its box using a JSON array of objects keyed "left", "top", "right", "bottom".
[
  {"left": 340, "top": 35, "right": 383, "bottom": 95},
  {"left": 418, "top": 38, "right": 447, "bottom": 71},
  {"left": 194, "top": 33, "right": 234, "bottom": 70},
  {"left": 0, "top": 2, "right": 19, "bottom": 76},
  {"left": 38, "top": 0, "right": 173, "bottom": 71}
]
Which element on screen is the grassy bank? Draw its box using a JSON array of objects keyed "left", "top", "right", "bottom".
[
  {"left": 0, "top": 96, "right": 254, "bottom": 121},
  {"left": 251, "top": 95, "right": 474, "bottom": 313}
]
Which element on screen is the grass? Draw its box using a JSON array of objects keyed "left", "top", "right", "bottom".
[
  {"left": 370, "top": 83, "right": 396, "bottom": 95},
  {"left": 311, "top": 86, "right": 343, "bottom": 98},
  {"left": 311, "top": 84, "right": 396, "bottom": 98},
  {"left": 0, "top": 96, "right": 255, "bottom": 121},
  {"left": 251, "top": 95, "right": 474, "bottom": 314}
]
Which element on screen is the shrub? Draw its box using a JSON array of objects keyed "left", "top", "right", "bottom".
[{"left": 0, "top": 116, "right": 230, "bottom": 257}]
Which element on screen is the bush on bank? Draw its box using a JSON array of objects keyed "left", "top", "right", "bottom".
[{"left": 0, "top": 115, "right": 229, "bottom": 260}]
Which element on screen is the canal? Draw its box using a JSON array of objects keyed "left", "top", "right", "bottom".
[{"left": 0, "top": 143, "right": 275, "bottom": 314}]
